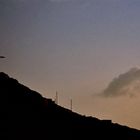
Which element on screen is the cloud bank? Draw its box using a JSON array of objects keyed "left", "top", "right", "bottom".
[{"left": 101, "top": 67, "right": 140, "bottom": 97}]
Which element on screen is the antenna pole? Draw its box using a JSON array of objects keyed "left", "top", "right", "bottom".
[
  {"left": 70, "top": 99, "right": 72, "bottom": 111},
  {"left": 55, "top": 91, "right": 58, "bottom": 104}
]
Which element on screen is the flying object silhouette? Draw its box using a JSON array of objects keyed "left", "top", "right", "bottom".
[{"left": 0, "top": 56, "right": 6, "bottom": 58}]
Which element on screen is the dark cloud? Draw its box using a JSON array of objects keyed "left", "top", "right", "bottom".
[{"left": 101, "top": 67, "right": 140, "bottom": 97}]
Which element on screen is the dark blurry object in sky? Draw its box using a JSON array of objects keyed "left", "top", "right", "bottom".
[{"left": 0, "top": 56, "right": 5, "bottom": 58}]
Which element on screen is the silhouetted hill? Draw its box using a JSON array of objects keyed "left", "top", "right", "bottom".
[{"left": 1, "top": 72, "right": 140, "bottom": 139}]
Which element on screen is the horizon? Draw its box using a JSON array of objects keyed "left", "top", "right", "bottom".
[{"left": 1, "top": 0, "right": 140, "bottom": 129}]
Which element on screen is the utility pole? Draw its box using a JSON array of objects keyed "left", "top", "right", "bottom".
[
  {"left": 55, "top": 91, "right": 58, "bottom": 105},
  {"left": 0, "top": 56, "right": 6, "bottom": 59},
  {"left": 70, "top": 99, "right": 72, "bottom": 111}
]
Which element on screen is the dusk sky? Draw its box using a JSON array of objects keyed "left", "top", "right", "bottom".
[{"left": 1, "top": 0, "right": 140, "bottom": 129}]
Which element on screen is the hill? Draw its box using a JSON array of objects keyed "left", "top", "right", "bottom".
[{"left": 1, "top": 72, "right": 140, "bottom": 139}]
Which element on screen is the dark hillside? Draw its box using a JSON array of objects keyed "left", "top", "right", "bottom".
[{"left": 1, "top": 72, "right": 140, "bottom": 140}]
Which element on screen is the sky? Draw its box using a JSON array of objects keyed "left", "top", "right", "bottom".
[{"left": 1, "top": 0, "right": 140, "bottom": 129}]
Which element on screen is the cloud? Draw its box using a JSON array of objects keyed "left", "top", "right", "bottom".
[{"left": 101, "top": 67, "right": 140, "bottom": 97}]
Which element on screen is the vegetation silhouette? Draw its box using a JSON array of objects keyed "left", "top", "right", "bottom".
[{"left": 1, "top": 72, "right": 140, "bottom": 139}]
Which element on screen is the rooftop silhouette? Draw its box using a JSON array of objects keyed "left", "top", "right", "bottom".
[{"left": 1, "top": 72, "right": 140, "bottom": 139}]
